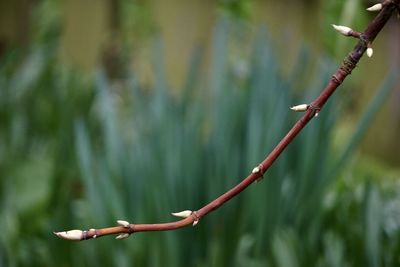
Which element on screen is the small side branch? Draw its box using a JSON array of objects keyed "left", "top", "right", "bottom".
[{"left": 54, "top": 0, "right": 400, "bottom": 242}]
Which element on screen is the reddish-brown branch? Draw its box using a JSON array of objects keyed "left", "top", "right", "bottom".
[{"left": 54, "top": 1, "right": 399, "bottom": 241}]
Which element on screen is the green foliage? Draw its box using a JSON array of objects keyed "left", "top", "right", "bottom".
[
  {"left": 0, "top": 19, "right": 399, "bottom": 267},
  {"left": 322, "top": 0, "right": 369, "bottom": 56},
  {"left": 218, "top": 0, "right": 252, "bottom": 21}
]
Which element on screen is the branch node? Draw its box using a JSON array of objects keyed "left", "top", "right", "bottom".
[
  {"left": 117, "top": 220, "right": 135, "bottom": 234},
  {"left": 358, "top": 34, "right": 369, "bottom": 46},
  {"left": 331, "top": 74, "right": 342, "bottom": 84},
  {"left": 340, "top": 55, "right": 358, "bottom": 76},
  {"left": 308, "top": 104, "right": 321, "bottom": 118},
  {"left": 384, "top": 0, "right": 397, "bottom": 7},
  {"left": 192, "top": 211, "right": 200, "bottom": 226},
  {"left": 252, "top": 163, "right": 265, "bottom": 182}
]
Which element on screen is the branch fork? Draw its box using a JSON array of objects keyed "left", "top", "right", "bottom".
[{"left": 54, "top": 0, "right": 400, "bottom": 242}]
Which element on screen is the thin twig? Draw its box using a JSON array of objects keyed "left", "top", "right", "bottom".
[{"left": 54, "top": 0, "right": 399, "bottom": 241}]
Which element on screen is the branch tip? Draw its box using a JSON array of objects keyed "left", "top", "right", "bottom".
[{"left": 53, "top": 230, "right": 83, "bottom": 241}]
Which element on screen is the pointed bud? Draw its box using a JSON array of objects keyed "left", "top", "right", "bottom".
[
  {"left": 290, "top": 104, "right": 309, "bottom": 112},
  {"left": 331, "top": 24, "right": 353, "bottom": 36},
  {"left": 366, "top": 3, "right": 382, "bottom": 12},
  {"left": 53, "top": 230, "right": 83, "bottom": 241},
  {"left": 366, "top": 47, "right": 374, "bottom": 58},
  {"left": 252, "top": 166, "right": 260, "bottom": 174},
  {"left": 193, "top": 220, "right": 199, "bottom": 226},
  {"left": 171, "top": 210, "right": 192, "bottom": 218},
  {"left": 115, "top": 233, "right": 130, "bottom": 240},
  {"left": 117, "top": 220, "right": 130, "bottom": 228}
]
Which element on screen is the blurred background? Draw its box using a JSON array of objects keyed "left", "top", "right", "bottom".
[{"left": 0, "top": 0, "right": 400, "bottom": 266}]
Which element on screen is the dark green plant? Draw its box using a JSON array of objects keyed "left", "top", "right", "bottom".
[
  {"left": 1, "top": 2, "right": 400, "bottom": 267},
  {"left": 55, "top": 0, "right": 399, "bottom": 243}
]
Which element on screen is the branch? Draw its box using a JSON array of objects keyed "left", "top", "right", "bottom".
[{"left": 54, "top": 0, "right": 399, "bottom": 242}]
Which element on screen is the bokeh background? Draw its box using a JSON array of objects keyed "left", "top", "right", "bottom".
[{"left": 0, "top": 0, "right": 400, "bottom": 266}]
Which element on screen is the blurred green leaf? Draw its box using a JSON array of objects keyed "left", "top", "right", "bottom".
[{"left": 0, "top": 12, "right": 398, "bottom": 267}]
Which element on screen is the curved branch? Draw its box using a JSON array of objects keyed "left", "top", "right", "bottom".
[{"left": 54, "top": 0, "right": 399, "bottom": 241}]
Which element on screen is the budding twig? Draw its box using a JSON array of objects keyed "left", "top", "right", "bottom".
[
  {"left": 54, "top": 0, "right": 400, "bottom": 242},
  {"left": 331, "top": 24, "right": 362, "bottom": 38}
]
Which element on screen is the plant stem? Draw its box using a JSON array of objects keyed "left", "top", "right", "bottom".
[{"left": 54, "top": 0, "right": 399, "bottom": 241}]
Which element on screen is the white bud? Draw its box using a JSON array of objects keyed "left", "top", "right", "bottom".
[
  {"left": 115, "top": 233, "right": 130, "bottom": 240},
  {"left": 53, "top": 230, "right": 83, "bottom": 241},
  {"left": 290, "top": 104, "right": 309, "bottom": 112},
  {"left": 331, "top": 24, "right": 353, "bottom": 36},
  {"left": 171, "top": 210, "right": 192, "bottom": 218},
  {"left": 117, "top": 220, "right": 130, "bottom": 228},
  {"left": 192, "top": 220, "right": 199, "bottom": 226},
  {"left": 366, "top": 47, "right": 373, "bottom": 58},
  {"left": 252, "top": 166, "right": 260, "bottom": 174},
  {"left": 366, "top": 3, "right": 382, "bottom": 12}
]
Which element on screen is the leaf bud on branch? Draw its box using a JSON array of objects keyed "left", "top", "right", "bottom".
[{"left": 53, "top": 0, "right": 400, "bottom": 243}]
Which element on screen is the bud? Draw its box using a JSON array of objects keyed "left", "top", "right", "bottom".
[
  {"left": 53, "top": 230, "right": 83, "bottom": 241},
  {"left": 366, "top": 47, "right": 373, "bottom": 58},
  {"left": 115, "top": 233, "right": 130, "bottom": 240},
  {"left": 366, "top": 3, "right": 382, "bottom": 12},
  {"left": 331, "top": 24, "right": 353, "bottom": 36},
  {"left": 117, "top": 220, "right": 130, "bottom": 228},
  {"left": 171, "top": 210, "right": 192, "bottom": 218},
  {"left": 290, "top": 104, "right": 309, "bottom": 112},
  {"left": 252, "top": 166, "right": 260, "bottom": 174},
  {"left": 193, "top": 220, "right": 199, "bottom": 226}
]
